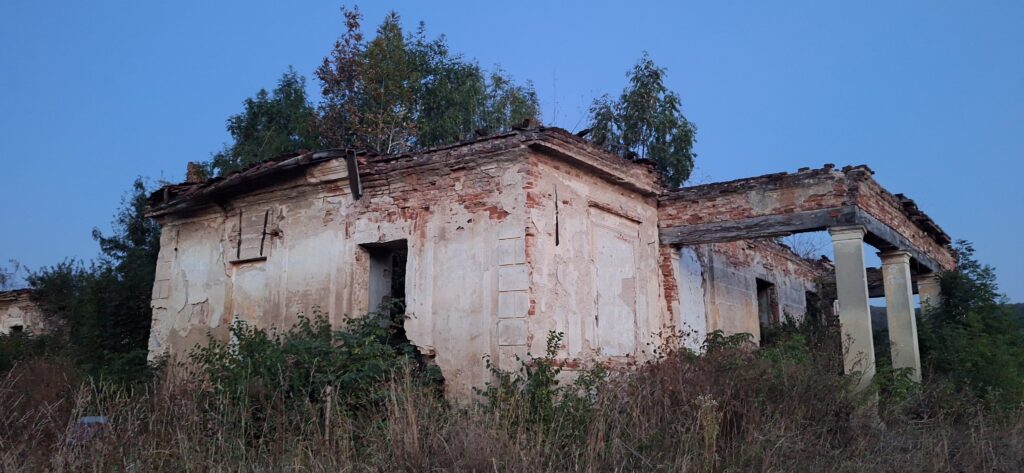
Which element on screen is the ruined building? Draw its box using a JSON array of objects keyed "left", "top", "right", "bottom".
[
  {"left": 0, "top": 289, "right": 49, "bottom": 335},
  {"left": 146, "top": 127, "right": 953, "bottom": 396}
]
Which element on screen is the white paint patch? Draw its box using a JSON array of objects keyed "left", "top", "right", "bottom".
[
  {"left": 589, "top": 209, "right": 639, "bottom": 357},
  {"left": 677, "top": 247, "right": 708, "bottom": 352}
]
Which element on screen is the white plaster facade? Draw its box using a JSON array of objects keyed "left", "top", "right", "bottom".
[{"left": 147, "top": 129, "right": 829, "bottom": 397}]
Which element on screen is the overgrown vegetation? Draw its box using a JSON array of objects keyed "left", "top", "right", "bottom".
[
  {"left": 3, "top": 317, "right": 1022, "bottom": 471},
  {"left": 918, "top": 240, "right": 1024, "bottom": 407},
  {"left": 3, "top": 238, "right": 1023, "bottom": 471},
  {"left": 189, "top": 307, "right": 440, "bottom": 414},
  {"left": 315, "top": 8, "right": 540, "bottom": 155},
  {"left": 22, "top": 179, "right": 160, "bottom": 385}
]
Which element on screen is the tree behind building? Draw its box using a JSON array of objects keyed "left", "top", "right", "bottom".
[
  {"left": 588, "top": 52, "right": 697, "bottom": 188},
  {"left": 207, "top": 67, "right": 319, "bottom": 176},
  {"left": 315, "top": 8, "right": 539, "bottom": 154}
]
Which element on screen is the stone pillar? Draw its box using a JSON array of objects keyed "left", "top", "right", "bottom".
[
  {"left": 879, "top": 250, "right": 921, "bottom": 382},
  {"left": 918, "top": 273, "right": 942, "bottom": 314},
  {"left": 829, "top": 226, "right": 875, "bottom": 391}
]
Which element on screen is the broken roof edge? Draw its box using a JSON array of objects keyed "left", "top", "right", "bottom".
[
  {"left": 146, "top": 148, "right": 355, "bottom": 217},
  {"left": 525, "top": 128, "right": 662, "bottom": 196},
  {"left": 0, "top": 288, "right": 34, "bottom": 302},
  {"left": 660, "top": 164, "right": 951, "bottom": 248},
  {"left": 755, "top": 238, "right": 836, "bottom": 272},
  {"left": 147, "top": 127, "right": 662, "bottom": 216},
  {"left": 660, "top": 164, "right": 851, "bottom": 200}
]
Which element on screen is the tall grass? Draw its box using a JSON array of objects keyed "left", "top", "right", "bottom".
[{"left": 1, "top": 330, "right": 1021, "bottom": 472}]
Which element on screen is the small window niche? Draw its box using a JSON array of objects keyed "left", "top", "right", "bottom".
[
  {"left": 231, "top": 208, "right": 274, "bottom": 263},
  {"left": 9, "top": 325, "right": 24, "bottom": 335}
]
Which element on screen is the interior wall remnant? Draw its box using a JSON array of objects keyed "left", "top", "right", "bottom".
[
  {"left": 676, "top": 247, "right": 708, "bottom": 351},
  {"left": 696, "top": 240, "right": 825, "bottom": 343}
]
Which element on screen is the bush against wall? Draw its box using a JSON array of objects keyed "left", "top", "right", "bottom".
[{"left": 188, "top": 306, "right": 441, "bottom": 415}]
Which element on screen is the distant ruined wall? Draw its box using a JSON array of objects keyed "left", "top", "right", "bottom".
[
  {"left": 149, "top": 148, "right": 529, "bottom": 398},
  {"left": 669, "top": 240, "right": 825, "bottom": 346},
  {"left": 0, "top": 290, "right": 48, "bottom": 335}
]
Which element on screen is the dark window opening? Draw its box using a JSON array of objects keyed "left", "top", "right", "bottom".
[
  {"left": 9, "top": 325, "right": 24, "bottom": 335},
  {"left": 804, "top": 290, "right": 822, "bottom": 325},
  {"left": 756, "top": 278, "right": 780, "bottom": 331}
]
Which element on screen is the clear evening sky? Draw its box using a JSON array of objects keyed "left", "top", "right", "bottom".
[{"left": 1, "top": 1, "right": 1021, "bottom": 301}]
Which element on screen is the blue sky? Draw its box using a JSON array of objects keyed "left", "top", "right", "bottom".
[{"left": 1, "top": 1, "right": 1021, "bottom": 301}]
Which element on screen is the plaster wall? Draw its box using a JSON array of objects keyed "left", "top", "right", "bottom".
[
  {"left": 523, "top": 152, "right": 666, "bottom": 367},
  {"left": 149, "top": 152, "right": 529, "bottom": 397},
  {"left": 679, "top": 240, "right": 822, "bottom": 344}
]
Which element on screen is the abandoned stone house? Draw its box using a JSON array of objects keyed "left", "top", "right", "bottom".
[
  {"left": 146, "top": 127, "right": 954, "bottom": 397},
  {"left": 0, "top": 289, "right": 48, "bottom": 335}
]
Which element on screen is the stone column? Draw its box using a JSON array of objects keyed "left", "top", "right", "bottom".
[
  {"left": 829, "top": 226, "right": 875, "bottom": 391},
  {"left": 879, "top": 250, "right": 921, "bottom": 382},
  {"left": 918, "top": 273, "right": 942, "bottom": 314}
]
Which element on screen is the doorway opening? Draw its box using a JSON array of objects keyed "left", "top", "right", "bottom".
[
  {"left": 756, "top": 278, "right": 780, "bottom": 339},
  {"left": 361, "top": 240, "right": 408, "bottom": 317}
]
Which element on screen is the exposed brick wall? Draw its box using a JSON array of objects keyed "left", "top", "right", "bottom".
[
  {"left": 658, "top": 245, "right": 680, "bottom": 319},
  {"left": 658, "top": 168, "right": 851, "bottom": 229},
  {"left": 658, "top": 166, "right": 955, "bottom": 271},
  {"left": 850, "top": 173, "right": 956, "bottom": 270}
]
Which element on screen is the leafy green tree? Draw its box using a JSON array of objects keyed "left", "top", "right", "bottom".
[
  {"left": 588, "top": 52, "right": 697, "bottom": 187},
  {"left": 918, "top": 240, "right": 1024, "bottom": 406},
  {"left": 208, "top": 67, "right": 319, "bottom": 176},
  {"left": 28, "top": 179, "right": 160, "bottom": 383},
  {"left": 315, "top": 7, "right": 539, "bottom": 154}
]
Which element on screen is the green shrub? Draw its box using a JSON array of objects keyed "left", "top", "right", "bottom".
[
  {"left": 476, "top": 331, "right": 606, "bottom": 442},
  {"left": 0, "top": 330, "right": 59, "bottom": 372},
  {"left": 189, "top": 305, "right": 439, "bottom": 413},
  {"left": 918, "top": 240, "right": 1024, "bottom": 407}
]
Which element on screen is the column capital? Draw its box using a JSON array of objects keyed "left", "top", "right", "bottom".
[
  {"left": 878, "top": 250, "right": 912, "bottom": 265},
  {"left": 829, "top": 225, "right": 867, "bottom": 242},
  {"left": 917, "top": 272, "right": 941, "bottom": 284}
]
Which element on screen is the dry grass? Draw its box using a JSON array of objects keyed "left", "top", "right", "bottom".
[{"left": 1, "top": 347, "right": 1022, "bottom": 472}]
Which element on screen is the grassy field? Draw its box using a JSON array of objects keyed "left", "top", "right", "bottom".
[{"left": 1, "top": 332, "right": 1021, "bottom": 473}]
